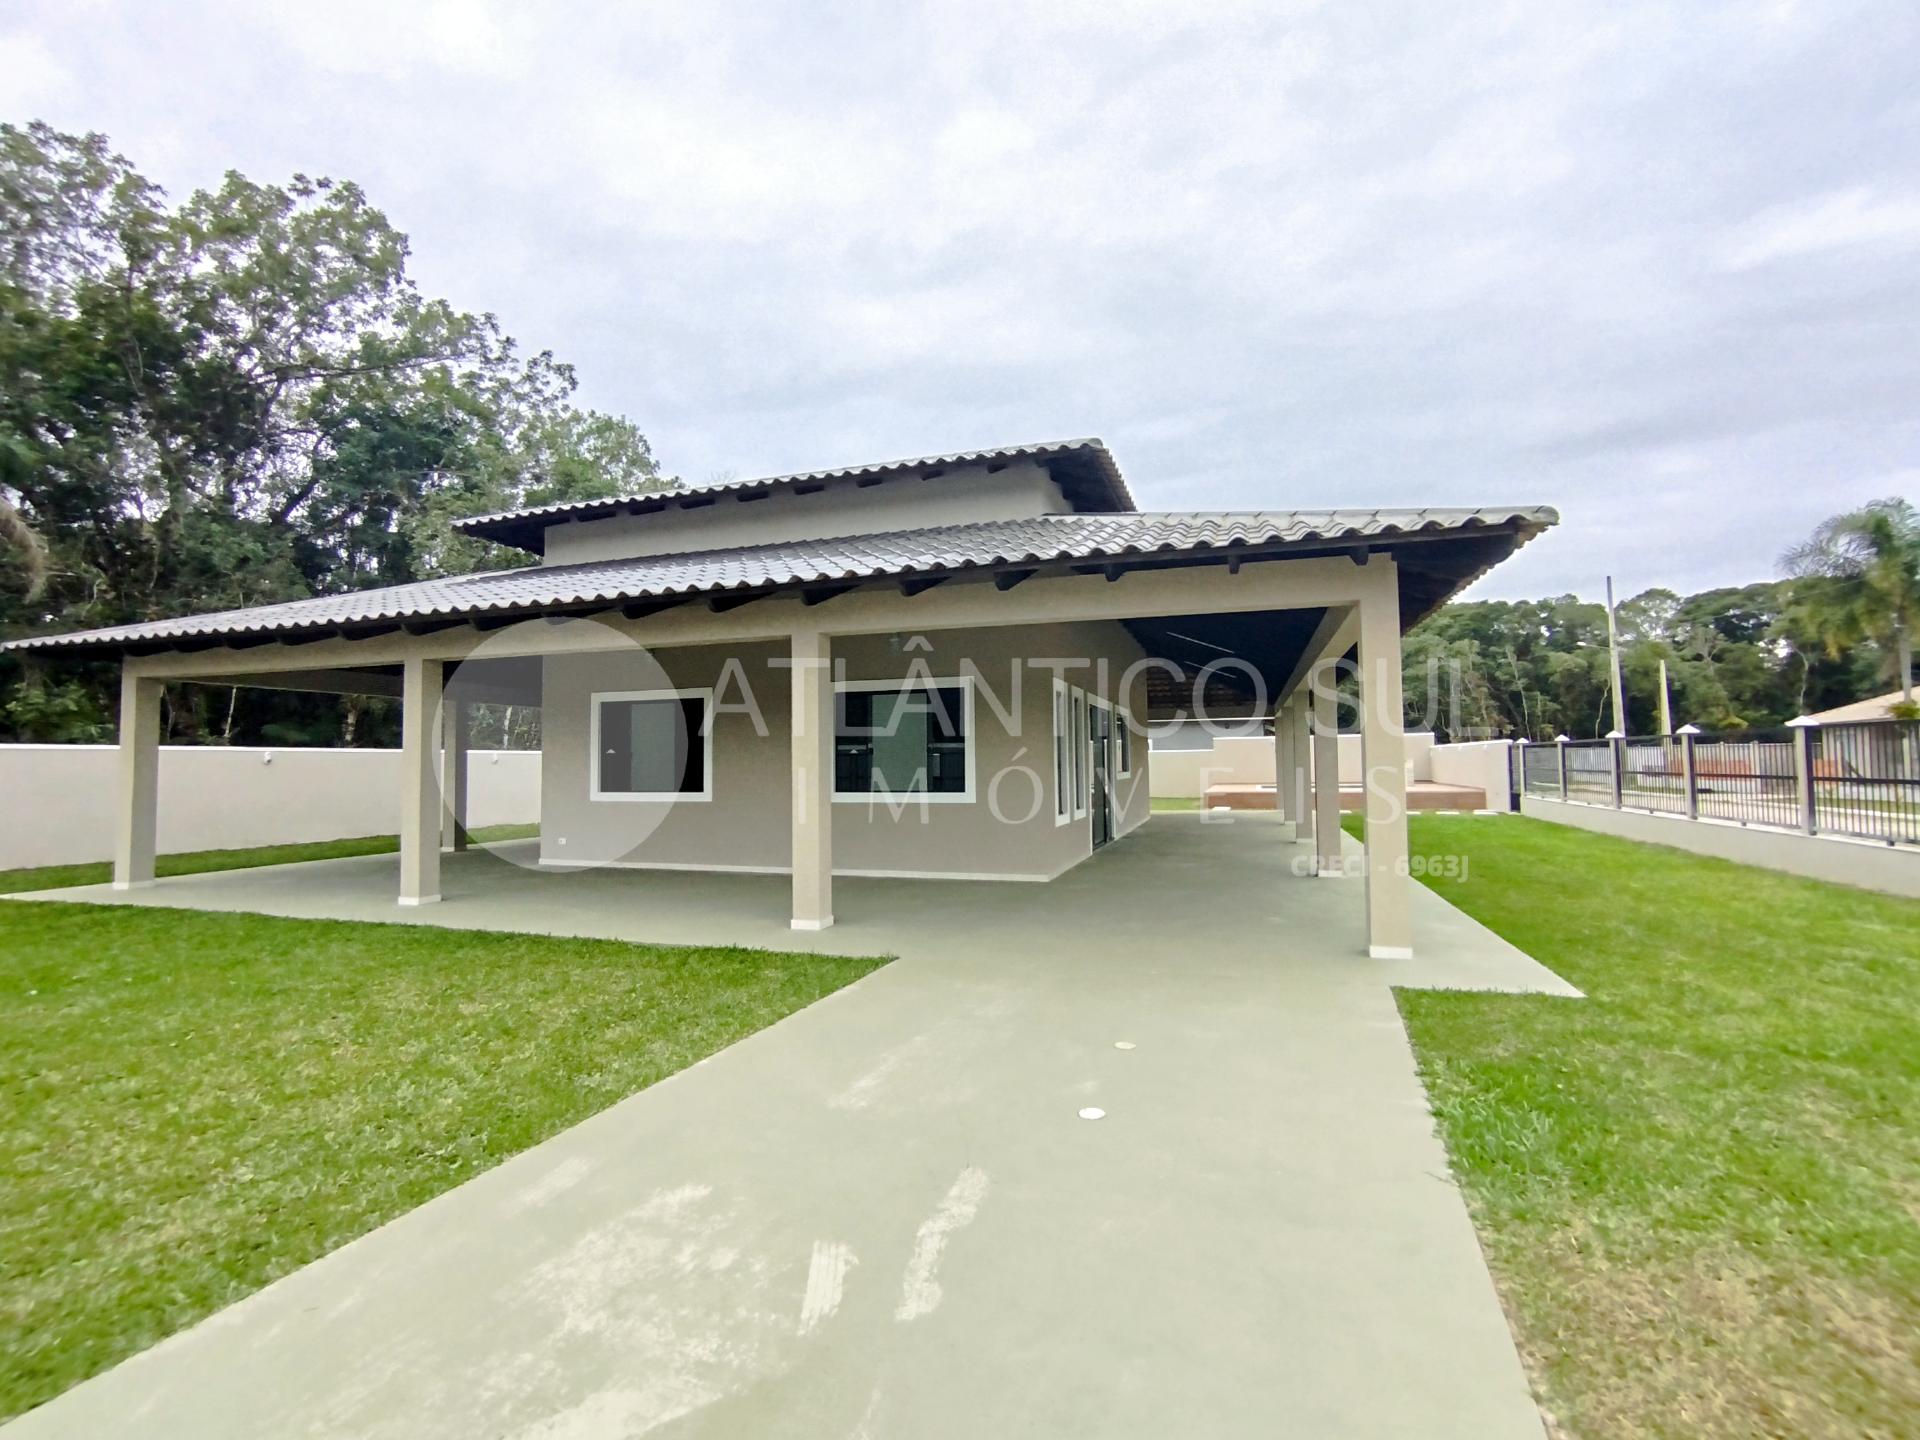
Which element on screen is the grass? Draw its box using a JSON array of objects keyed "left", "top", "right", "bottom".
[
  {"left": 0, "top": 824, "right": 539, "bottom": 896},
  {"left": 1149, "top": 796, "right": 1205, "bottom": 811},
  {"left": 1361, "top": 813, "right": 1920, "bottom": 1440},
  {"left": 0, "top": 899, "right": 885, "bottom": 1422}
]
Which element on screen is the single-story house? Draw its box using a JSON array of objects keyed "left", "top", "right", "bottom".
[
  {"left": 1803, "top": 688, "right": 1918, "bottom": 724},
  {"left": 4, "top": 439, "right": 1554, "bottom": 957}
]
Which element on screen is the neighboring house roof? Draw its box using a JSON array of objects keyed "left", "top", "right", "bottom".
[
  {"left": 1, "top": 507, "right": 1556, "bottom": 657},
  {"left": 454, "top": 438, "right": 1136, "bottom": 554},
  {"left": 1803, "top": 688, "right": 1918, "bottom": 723}
]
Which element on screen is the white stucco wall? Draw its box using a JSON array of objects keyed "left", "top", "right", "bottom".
[
  {"left": 538, "top": 621, "right": 1151, "bottom": 880},
  {"left": 541, "top": 460, "right": 1070, "bottom": 565},
  {"left": 0, "top": 745, "right": 541, "bottom": 871},
  {"left": 1147, "top": 731, "right": 1438, "bottom": 798},
  {"left": 1427, "top": 740, "right": 1516, "bottom": 811}
]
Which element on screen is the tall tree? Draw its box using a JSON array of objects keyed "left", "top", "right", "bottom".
[
  {"left": 1782, "top": 499, "right": 1920, "bottom": 705},
  {"left": 0, "top": 122, "right": 673, "bottom": 743}
]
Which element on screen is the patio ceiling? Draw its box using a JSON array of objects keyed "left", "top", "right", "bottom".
[{"left": 183, "top": 656, "right": 546, "bottom": 704}]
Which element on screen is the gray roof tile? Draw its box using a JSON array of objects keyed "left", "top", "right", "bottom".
[
  {"left": 452, "top": 438, "right": 1135, "bottom": 550},
  {"left": 3, "top": 507, "right": 1556, "bottom": 655}
]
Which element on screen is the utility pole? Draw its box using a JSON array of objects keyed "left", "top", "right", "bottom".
[
  {"left": 1657, "top": 658, "right": 1673, "bottom": 735},
  {"left": 1605, "top": 575, "right": 1629, "bottom": 737}
]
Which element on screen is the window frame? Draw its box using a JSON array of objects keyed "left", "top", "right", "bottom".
[
  {"left": 831, "top": 675, "right": 978, "bottom": 805},
  {"left": 588, "top": 687, "right": 714, "bottom": 802},
  {"left": 1115, "top": 705, "right": 1134, "bottom": 778},
  {"left": 1052, "top": 678, "right": 1072, "bottom": 826},
  {"left": 1071, "top": 687, "right": 1089, "bottom": 820}
]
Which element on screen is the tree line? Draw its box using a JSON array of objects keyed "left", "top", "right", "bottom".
[
  {"left": 0, "top": 122, "right": 672, "bottom": 747},
  {"left": 1407, "top": 498, "right": 1919, "bottom": 740}
]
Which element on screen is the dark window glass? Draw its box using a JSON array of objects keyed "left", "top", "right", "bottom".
[
  {"left": 598, "top": 695, "right": 706, "bottom": 795},
  {"left": 835, "top": 685, "right": 967, "bottom": 795}
]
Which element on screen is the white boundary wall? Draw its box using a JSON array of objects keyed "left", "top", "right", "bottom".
[
  {"left": 1520, "top": 794, "right": 1920, "bottom": 899},
  {"left": 1148, "top": 732, "right": 1440, "bottom": 799},
  {"left": 1427, "top": 740, "right": 1515, "bottom": 810},
  {"left": 0, "top": 745, "right": 540, "bottom": 870}
]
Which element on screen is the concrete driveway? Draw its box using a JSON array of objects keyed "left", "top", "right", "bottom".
[{"left": 7, "top": 813, "right": 1575, "bottom": 1439}]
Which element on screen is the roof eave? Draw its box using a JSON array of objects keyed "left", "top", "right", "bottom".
[{"left": 1, "top": 512, "right": 1553, "bottom": 661}]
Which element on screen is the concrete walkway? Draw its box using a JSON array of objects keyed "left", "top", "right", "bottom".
[{"left": 7, "top": 814, "right": 1575, "bottom": 1439}]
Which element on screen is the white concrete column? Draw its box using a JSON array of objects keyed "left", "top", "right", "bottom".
[
  {"left": 399, "top": 657, "right": 444, "bottom": 906},
  {"left": 1311, "top": 666, "right": 1342, "bottom": 876},
  {"left": 441, "top": 696, "right": 470, "bottom": 853},
  {"left": 1290, "top": 697, "right": 1315, "bottom": 842},
  {"left": 1272, "top": 706, "right": 1293, "bottom": 823},
  {"left": 112, "top": 670, "right": 162, "bottom": 889},
  {"left": 790, "top": 629, "right": 834, "bottom": 930},
  {"left": 1357, "top": 571, "right": 1413, "bottom": 959}
]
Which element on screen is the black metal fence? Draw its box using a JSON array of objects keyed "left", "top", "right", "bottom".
[
  {"left": 1619, "top": 736, "right": 1687, "bottom": 815},
  {"left": 1519, "top": 719, "right": 1919, "bottom": 847},
  {"left": 1691, "top": 728, "right": 1802, "bottom": 830},
  {"left": 1811, "top": 720, "right": 1920, "bottom": 845}
]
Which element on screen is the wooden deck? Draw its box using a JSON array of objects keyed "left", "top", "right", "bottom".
[{"left": 1202, "top": 782, "right": 1490, "bottom": 812}]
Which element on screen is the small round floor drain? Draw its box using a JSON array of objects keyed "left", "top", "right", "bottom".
[
  {"left": 1113, "top": 1040, "right": 1136, "bottom": 1050},
  {"left": 1078, "top": 1106, "right": 1106, "bottom": 1121}
]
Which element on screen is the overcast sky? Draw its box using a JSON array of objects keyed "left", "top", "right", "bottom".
[{"left": 9, "top": 1, "right": 1918, "bottom": 600}]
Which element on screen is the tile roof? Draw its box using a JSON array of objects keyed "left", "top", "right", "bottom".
[
  {"left": 3, "top": 507, "right": 1556, "bottom": 655},
  {"left": 451, "top": 438, "right": 1134, "bottom": 551}
]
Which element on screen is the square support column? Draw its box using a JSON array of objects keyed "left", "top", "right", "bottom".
[
  {"left": 112, "top": 670, "right": 162, "bottom": 889},
  {"left": 1357, "top": 574, "right": 1413, "bottom": 959},
  {"left": 1289, "top": 696, "right": 1315, "bottom": 844},
  {"left": 1311, "top": 666, "right": 1343, "bottom": 876},
  {"left": 399, "top": 657, "right": 444, "bottom": 906},
  {"left": 441, "top": 696, "right": 470, "bottom": 853},
  {"left": 1272, "top": 705, "right": 1294, "bottom": 824},
  {"left": 790, "top": 630, "right": 834, "bottom": 930}
]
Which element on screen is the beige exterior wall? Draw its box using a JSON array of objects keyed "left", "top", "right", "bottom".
[
  {"left": 0, "top": 744, "right": 540, "bottom": 871},
  {"left": 1520, "top": 794, "right": 1920, "bottom": 898},
  {"left": 540, "top": 460, "right": 1070, "bottom": 566},
  {"left": 538, "top": 620, "right": 1150, "bottom": 880}
]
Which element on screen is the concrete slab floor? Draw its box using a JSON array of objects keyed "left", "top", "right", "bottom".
[{"left": 5, "top": 813, "right": 1577, "bottom": 1439}]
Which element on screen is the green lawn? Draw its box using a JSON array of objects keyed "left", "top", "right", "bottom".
[
  {"left": 1368, "top": 814, "right": 1920, "bottom": 1440},
  {"left": 1149, "top": 796, "right": 1205, "bottom": 811},
  {"left": 0, "top": 824, "right": 539, "bottom": 896},
  {"left": 0, "top": 899, "right": 885, "bottom": 1422}
]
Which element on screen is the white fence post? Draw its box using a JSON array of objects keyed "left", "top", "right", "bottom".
[
  {"left": 1556, "top": 734, "right": 1570, "bottom": 800},
  {"left": 1788, "top": 716, "right": 1818, "bottom": 835},
  {"left": 1677, "top": 724, "right": 1700, "bottom": 820},
  {"left": 1606, "top": 730, "right": 1625, "bottom": 809}
]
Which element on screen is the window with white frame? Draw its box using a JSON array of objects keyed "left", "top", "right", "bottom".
[
  {"left": 1053, "top": 680, "right": 1071, "bottom": 824},
  {"left": 1115, "top": 707, "right": 1133, "bottom": 778},
  {"left": 1071, "top": 688, "right": 1088, "bottom": 819},
  {"left": 834, "top": 679, "right": 973, "bottom": 800},
  {"left": 591, "top": 689, "right": 711, "bottom": 800}
]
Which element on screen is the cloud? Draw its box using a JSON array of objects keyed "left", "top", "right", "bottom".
[
  {"left": 6, "top": 0, "right": 1919, "bottom": 602},
  {"left": 246, "top": 0, "right": 537, "bottom": 81},
  {"left": 0, "top": 30, "right": 74, "bottom": 113},
  {"left": 1720, "top": 187, "right": 1920, "bottom": 270}
]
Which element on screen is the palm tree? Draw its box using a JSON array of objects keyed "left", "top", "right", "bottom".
[{"left": 1782, "top": 498, "right": 1920, "bottom": 704}]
